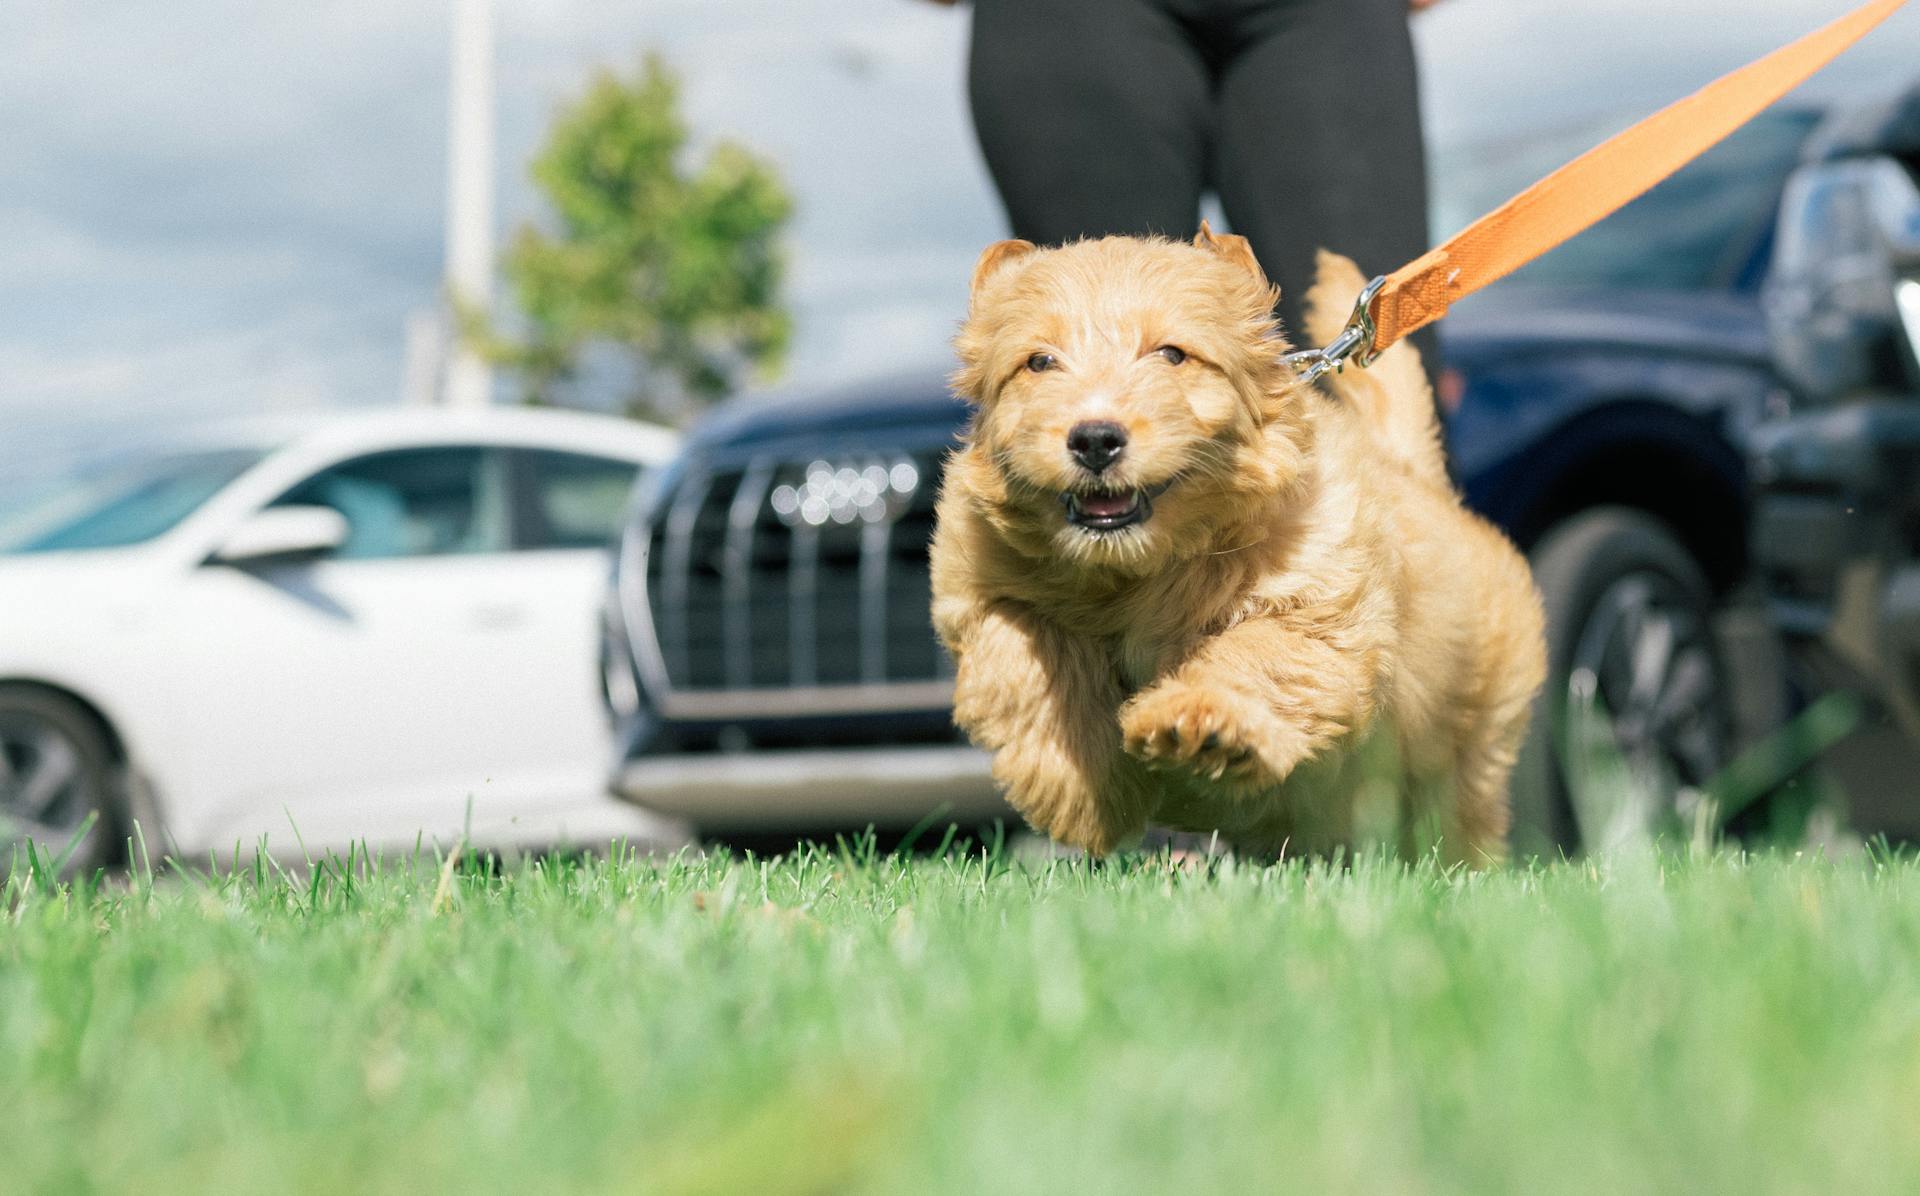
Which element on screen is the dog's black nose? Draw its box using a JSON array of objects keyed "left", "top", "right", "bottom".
[{"left": 1067, "top": 421, "right": 1128, "bottom": 472}]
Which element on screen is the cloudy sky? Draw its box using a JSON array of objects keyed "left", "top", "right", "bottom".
[{"left": 2, "top": 0, "right": 1916, "bottom": 458}]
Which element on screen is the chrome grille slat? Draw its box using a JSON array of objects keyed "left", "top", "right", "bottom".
[
  {"left": 858, "top": 516, "right": 891, "bottom": 684},
  {"left": 722, "top": 459, "right": 776, "bottom": 689},
  {"left": 659, "top": 470, "right": 713, "bottom": 684},
  {"left": 789, "top": 523, "right": 819, "bottom": 687}
]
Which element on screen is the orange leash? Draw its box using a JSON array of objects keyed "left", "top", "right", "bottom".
[{"left": 1291, "top": 0, "right": 1910, "bottom": 381}]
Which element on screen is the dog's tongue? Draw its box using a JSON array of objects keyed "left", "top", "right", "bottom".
[{"left": 1078, "top": 491, "right": 1136, "bottom": 518}]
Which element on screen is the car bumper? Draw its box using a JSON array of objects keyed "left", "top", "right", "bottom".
[{"left": 611, "top": 744, "right": 1006, "bottom": 829}]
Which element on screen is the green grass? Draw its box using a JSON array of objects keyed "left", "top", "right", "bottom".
[{"left": 6, "top": 839, "right": 1920, "bottom": 1195}]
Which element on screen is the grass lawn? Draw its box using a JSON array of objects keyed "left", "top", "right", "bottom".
[{"left": 5, "top": 839, "right": 1920, "bottom": 1194}]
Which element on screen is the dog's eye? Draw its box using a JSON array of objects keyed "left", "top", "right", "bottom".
[
  {"left": 1155, "top": 345, "right": 1188, "bottom": 365},
  {"left": 1026, "top": 352, "right": 1056, "bottom": 373}
]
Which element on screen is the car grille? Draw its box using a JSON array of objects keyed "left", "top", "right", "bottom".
[{"left": 628, "top": 449, "right": 955, "bottom": 718}]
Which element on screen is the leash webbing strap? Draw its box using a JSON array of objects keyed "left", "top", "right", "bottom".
[{"left": 1303, "top": 0, "right": 1908, "bottom": 377}]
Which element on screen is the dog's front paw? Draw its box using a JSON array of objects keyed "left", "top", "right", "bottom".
[{"left": 1120, "top": 685, "right": 1298, "bottom": 788}]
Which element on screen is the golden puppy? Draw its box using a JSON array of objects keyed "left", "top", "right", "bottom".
[{"left": 929, "top": 228, "right": 1546, "bottom": 864}]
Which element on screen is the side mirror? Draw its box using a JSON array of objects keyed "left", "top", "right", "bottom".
[
  {"left": 1763, "top": 155, "right": 1920, "bottom": 400},
  {"left": 208, "top": 505, "right": 349, "bottom": 567}
]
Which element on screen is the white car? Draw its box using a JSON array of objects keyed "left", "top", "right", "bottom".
[{"left": 0, "top": 407, "right": 679, "bottom": 872}]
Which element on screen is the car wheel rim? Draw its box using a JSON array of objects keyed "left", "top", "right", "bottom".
[
  {"left": 0, "top": 715, "right": 94, "bottom": 855},
  {"left": 1564, "top": 571, "right": 1728, "bottom": 833}
]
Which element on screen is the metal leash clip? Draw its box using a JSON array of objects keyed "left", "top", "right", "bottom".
[{"left": 1284, "top": 274, "right": 1387, "bottom": 385}]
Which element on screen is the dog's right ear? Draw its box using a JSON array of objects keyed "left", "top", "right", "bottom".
[{"left": 970, "top": 239, "right": 1036, "bottom": 299}]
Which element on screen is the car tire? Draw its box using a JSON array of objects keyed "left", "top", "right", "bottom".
[
  {"left": 1511, "top": 508, "right": 1733, "bottom": 855},
  {"left": 0, "top": 686, "right": 123, "bottom": 878}
]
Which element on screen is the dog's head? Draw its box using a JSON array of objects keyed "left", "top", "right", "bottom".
[{"left": 951, "top": 227, "right": 1310, "bottom": 573}]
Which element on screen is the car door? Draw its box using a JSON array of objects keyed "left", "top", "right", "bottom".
[
  {"left": 496, "top": 447, "right": 650, "bottom": 803},
  {"left": 157, "top": 444, "right": 560, "bottom": 851}
]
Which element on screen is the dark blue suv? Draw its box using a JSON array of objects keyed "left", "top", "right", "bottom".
[{"left": 604, "top": 91, "right": 1920, "bottom": 852}]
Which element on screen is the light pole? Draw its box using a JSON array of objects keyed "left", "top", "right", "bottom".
[{"left": 443, "top": 0, "right": 495, "bottom": 408}]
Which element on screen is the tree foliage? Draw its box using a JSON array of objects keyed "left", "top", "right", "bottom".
[{"left": 474, "top": 55, "right": 793, "bottom": 421}]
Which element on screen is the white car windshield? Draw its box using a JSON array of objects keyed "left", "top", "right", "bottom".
[{"left": 0, "top": 447, "right": 268, "bottom": 555}]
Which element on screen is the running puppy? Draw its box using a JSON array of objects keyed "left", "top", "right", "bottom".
[{"left": 930, "top": 228, "right": 1545, "bottom": 864}]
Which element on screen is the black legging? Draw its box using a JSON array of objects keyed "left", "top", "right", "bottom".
[{"left": 967, "top": 0, "right": 1431, "bottom": 356}]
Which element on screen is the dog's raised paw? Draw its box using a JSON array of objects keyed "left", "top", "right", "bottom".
[{"left": 1120, "top": 685, "right": 1289, "bottom": 786}]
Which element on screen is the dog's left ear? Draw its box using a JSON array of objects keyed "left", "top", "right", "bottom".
[
  {"left": 970, "top": 239, "right": 1036, "bottom": 299},
  {"left": 1194, "top": 220, "right": 1269, "bottom": 289}
]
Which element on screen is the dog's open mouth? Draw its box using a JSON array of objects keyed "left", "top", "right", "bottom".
[{"left": 1060, "top": 478, "right": 1176, "bottom": 533}]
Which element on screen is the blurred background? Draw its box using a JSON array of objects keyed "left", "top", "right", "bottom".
[{"left": 5, "top": 0, "right": 1915, "bottom": 450}]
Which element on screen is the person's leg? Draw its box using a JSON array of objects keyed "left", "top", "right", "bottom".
[
  {"left": 1209, "top": 0, "right": 1431, "bottom": 355},
  {"left": 968, "top": 0, "right": 1211, "bottom": 246}
]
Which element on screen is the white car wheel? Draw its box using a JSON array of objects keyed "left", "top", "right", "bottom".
[{"left": 0, "top": 687, "right": 120, "bottom": 877}]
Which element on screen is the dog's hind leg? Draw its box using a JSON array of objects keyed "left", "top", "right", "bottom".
[
  {"left": 1441, "top": 525, "right": 1549, "bottom": 867},
  {"left": 1440, "top": 627, "right": 1544, "bottom": 867},
  {"left": 1440, "top": 724, "right": 1523, "bottom": 868}
]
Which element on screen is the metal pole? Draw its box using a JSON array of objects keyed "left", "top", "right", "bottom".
[{"left": 443, "top": 0, "right": 495, "bottom": 408}]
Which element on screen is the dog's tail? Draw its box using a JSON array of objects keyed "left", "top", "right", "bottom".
[{"left": 1301, "top": 251, "right": 1450, "bottom": 491}]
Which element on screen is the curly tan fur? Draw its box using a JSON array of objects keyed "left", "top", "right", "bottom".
[{"left": 930, "top": 229, "right": 1546, "bottom": 865}]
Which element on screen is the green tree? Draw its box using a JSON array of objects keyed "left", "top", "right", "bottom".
[{"left": 473, "top": 55, "right": 793, "bottom": 421}]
